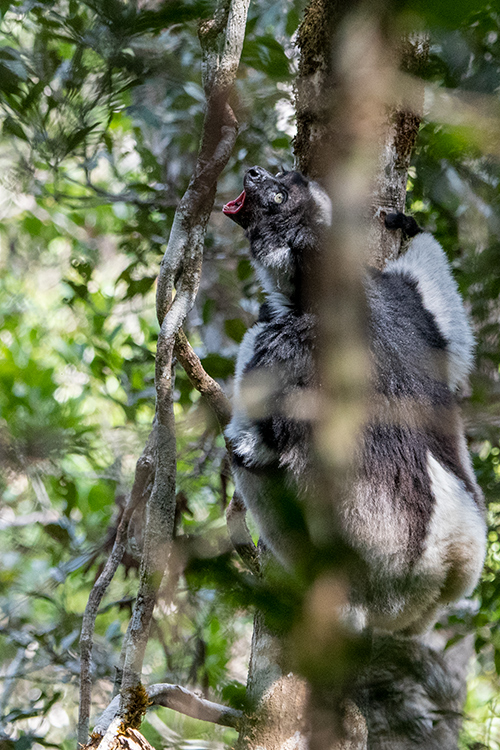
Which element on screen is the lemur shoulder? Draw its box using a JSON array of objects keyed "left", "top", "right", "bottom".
[{"left": 223, "top": 166, "right": 486, "bottom": 634}]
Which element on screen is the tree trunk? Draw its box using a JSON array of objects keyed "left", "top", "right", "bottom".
[
  {"left": 238, "top": 2, "right": 476, "bottom": 749},
  {"left": 236, "top": 611, "right": 309, "bottom": 750}
]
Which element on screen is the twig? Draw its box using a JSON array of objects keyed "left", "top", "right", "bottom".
[
  {"left": 0, "top": 648, "right": 26, "bottom": 734},
  {"left": 93, "top": 684, "right": 243, "bottom": 737},
  {"left": 0, "top": 509, "right": 60, "bottom": 528},
  {"left": 77, "top": 440, "right": 155, "bottom": 747}
]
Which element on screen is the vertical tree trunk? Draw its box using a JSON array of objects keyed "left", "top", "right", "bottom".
[
  {"left": 239, "top": 2, "right": 475, "bottom": 749},
  {"left": 236, "top": 611, "right": 309, "bottom": 750},
  {"left": 294, "top": 2, "right": 475, "bottom": 750}
]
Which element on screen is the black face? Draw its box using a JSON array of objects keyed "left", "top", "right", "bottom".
[
  {"left": 222, "top": 166, "right": 315, "bottom": 231},
  {"left": 223, "top": 166, "right": 330, "bottom": 304}
]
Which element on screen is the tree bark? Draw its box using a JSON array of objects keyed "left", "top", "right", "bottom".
[{"left": 236, "top": 611, "right": 310, "bottom": 750}]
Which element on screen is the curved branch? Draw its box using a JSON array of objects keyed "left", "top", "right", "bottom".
[
  {"left": 93, "top": 684, "right": 243, "bottom": 737},
  {"left": 150, "top": 684, "right": 243, "bottom": 729},
  {"left": 174, "top": 329, "right": 232, "bottom": 431},
  {"left": 172, "top": 332, "right": 259, "bottom": 575}
]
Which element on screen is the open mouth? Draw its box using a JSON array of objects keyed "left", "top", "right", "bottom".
[{"left": 222, "top": 190, "right": 246, "bottom": 215}]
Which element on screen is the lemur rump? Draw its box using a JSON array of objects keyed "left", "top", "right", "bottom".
[{"left": 223, "top": 166, "right": 486, "bottom": 634}]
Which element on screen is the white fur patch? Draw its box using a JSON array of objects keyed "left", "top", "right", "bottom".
[
  {"left": 268, "top": 244, "right": 293, "bottom": 268},
  {"left": 281, "top": 731, "right": 308, "bottom": 750},
  {"left": 226, "top": 322, "right": 278, "bottom": 465},
  {"left": 340, "top": 479, "right": 409, "bottom": 565},
  {"left": 233, "top": 323, "right": 264, "bottom": 386},
  {"left": 385, "top": 234, "right": 475, "bottom": 390},
  {"left": 255, "top": 265, "right": 294, "bottom": 298},
  {"left": 267, "top": 292, "right": 294, "bottom": 318},
  {"left": 308, "top": 181, "right": 332, "bottom": 226},
  {"left": 226, "top": 416, "right": 275, "bottom": 465},
  {"left": 418, "top": 453, "right": 486, "bottom": 598}
]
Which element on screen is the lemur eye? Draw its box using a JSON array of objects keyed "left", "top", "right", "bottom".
[{"left": 273, "top": 192, "right": 285, "bottom": 204}]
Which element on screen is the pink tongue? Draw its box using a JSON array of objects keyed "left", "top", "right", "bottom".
[{"left": 223, "top": 190, "right": 246, "bottom": 215}]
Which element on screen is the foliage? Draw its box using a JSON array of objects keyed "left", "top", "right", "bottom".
[
  {"left": 0, "top": 0, "right": 300, "bottom": 746},
  {"left": 0, "top": 0, "right": 500, "bottom": 749}
]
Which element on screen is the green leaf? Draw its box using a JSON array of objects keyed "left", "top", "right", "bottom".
[
  {"left": 122, "top": 275, "right": 156, "bottom": 300},
  {"left": 201, "top": 354, "right": 234, "bottom": 379},
  {"left": 0, "top": 1, "right": 16, "bottom": 14},
  {"left": 272, "top": 136, "right": 290, "bottom": 149},
  {"left": 224, "top": 318, "right": 247, "bottom": 343},
  {"left": 202, "top": 298, "right": 217, "bottom": 324},
  {"left": 242, "top": 36, "right": 291, "bottom": 81},
  {"left": 221, "top": 680, "right": 249, "bottom": 711},
  {"left": 3, "top": 116, "right": 28, "bottom": 141},
  {"left": 43, "top": 522, "right": 72, "bottom": 546},
  {"left": 66, "top": 123, "right": 99, "bottom": 152},
  {"left": 406, "top": 0, "right": 486, "bottom": 26},
  {"left": 87, "top": 480, "right": 115, "bottom": 511},
  {"left": 237, "top": 258, "right": 253, "bottom": 282}
]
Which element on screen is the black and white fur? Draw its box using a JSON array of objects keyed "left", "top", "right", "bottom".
[{"left": 223, "top": 166, "right": 486, "bottom": 634}]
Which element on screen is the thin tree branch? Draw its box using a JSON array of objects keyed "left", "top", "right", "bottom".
[
  {"left": 226, "top": 493, "right": 260, "bottom": 575},
  {"left": 78, "top": 439, "right": 155, "bottom": 747},
  {"left": 93, "top": 683, "right": 243, "bottom": 737},
  {"left": 114, "top": 0, "right": 250, "bottom": 727},
  {"left": 174, "top": 331, "right": 259, "bottom": 574},
  {"left": 174, "top": 329, "right": 232, "bottom": 431}
]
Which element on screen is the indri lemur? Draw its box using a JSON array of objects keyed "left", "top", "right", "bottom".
[{"left": 223, "top": 166, "right": 486, "bottom": 634}]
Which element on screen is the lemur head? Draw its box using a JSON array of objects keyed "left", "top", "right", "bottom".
[{"left": 223, "top": 166, "right": 331, "bottom": 301}]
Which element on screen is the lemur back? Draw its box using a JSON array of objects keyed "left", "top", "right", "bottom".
[{"left": 223, "top": 166, "right": 486, "bottom": 634}]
